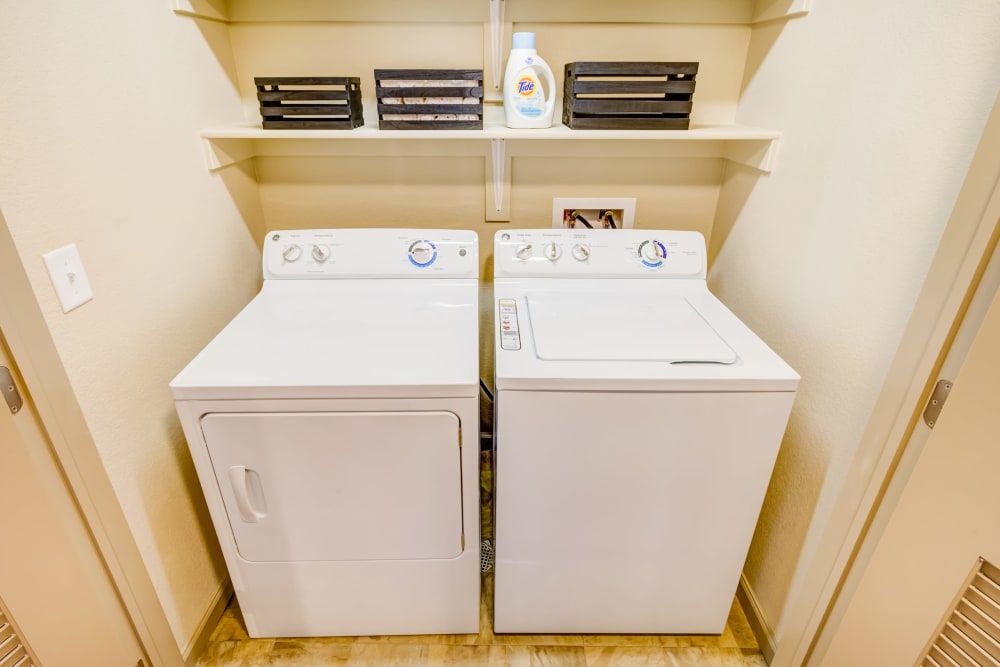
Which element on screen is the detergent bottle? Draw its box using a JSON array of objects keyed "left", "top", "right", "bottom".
[{"left": 503, "top": 32, "right": 556, "bottom": 128}]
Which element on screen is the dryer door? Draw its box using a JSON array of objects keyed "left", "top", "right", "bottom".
[{"left": 200, "top": 411, "right": 464, "bottom": 562}]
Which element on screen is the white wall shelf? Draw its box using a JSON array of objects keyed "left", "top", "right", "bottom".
[
  {"left": 201, "top": 123, "right": 780, "bottom": 170},
  {"left": 201, "top": 120, "right": 780, "bottom": 221},
  {"left": 176, "top": 0, "right": 804, "bottom": 222},
  {"left": 173, "top": 0, "right": 809, "bottom": 25}
]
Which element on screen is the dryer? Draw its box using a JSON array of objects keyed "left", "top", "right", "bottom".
[
  {"left": 492, "top": 228, "right": 798, "bottom": 634},
  {"left": 171, "top": 228, "right": 480, "bottom": 638}
]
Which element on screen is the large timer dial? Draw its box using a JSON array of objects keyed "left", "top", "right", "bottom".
[
  {"left": 408, "top": 240, "right": 438, "bottom": 267},
  {"left": 639, "top": 240, "right": 667, "bottom": 268}
]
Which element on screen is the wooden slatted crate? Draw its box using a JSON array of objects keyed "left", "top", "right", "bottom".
[
  {"left": 255, "top": 77, "right": 364, "bottom": 129},
  {"left": 375, "top": 69, "right": 484, "bottom": 130},
  {"left": 563, "top": 62, "right": 698, "bottom": 130}
]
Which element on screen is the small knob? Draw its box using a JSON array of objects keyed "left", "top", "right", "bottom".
[
  {"left": 572, "top": 244, "right": 591, "bottom": 261},
  {"left": 515, "top": 244, "right": 533, "bottom": 261},
  {"left": 641, "top": 241, "right": 665, "bottom": 263},
  {"left": 282, "top": 244, "right": 302, "bottom": 262},
  {"left": 410, "top": 241, "right": 435, "bottom": 265},
  {"left": 312, "top": 244, "right": 331, "bottom": 263},
  {"left": 544, "top": 242, "right": 562, "bottom": 261}
]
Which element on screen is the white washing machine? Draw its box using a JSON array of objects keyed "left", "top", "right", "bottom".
[
  {"left": 492, "top": 228, "right": 798, "bottom": 634},
  {"left": 171, "top": 228, "right": 480, "bottom": 638}
]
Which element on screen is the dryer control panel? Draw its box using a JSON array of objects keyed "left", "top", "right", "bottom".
[
  {"left": 494, "top": 229, "right": 705, "bottom": 279},
  {"left": 264, "top": 229, "right": 478, "bottom": 279}
]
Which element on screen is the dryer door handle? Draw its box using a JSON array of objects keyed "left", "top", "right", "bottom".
[{"left": 228, "top": 465, "right": 268, "bottom": 522}]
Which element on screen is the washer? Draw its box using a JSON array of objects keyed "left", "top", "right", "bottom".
[
  {"left": 171, "top": 228, "right": 480, "bottom": 638},
  {"left": 492, "top": 228, "right": 798, "bottom": 634}
]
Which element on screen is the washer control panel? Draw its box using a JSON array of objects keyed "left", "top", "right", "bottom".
[
  {"left": 498, "top": 299, "right": 521, "bottom": 350},
  {"left": 264, "top": 229, "right": 478, "bottom": 279},
  {"left": 494, "top": 229, "right": 705, "bottom": 279}
]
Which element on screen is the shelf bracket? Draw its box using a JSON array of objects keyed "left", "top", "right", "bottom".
[
  {"left": 486, "top": 138, "right": 511, "bottom": 222},
  {"left": 202, "top": 137, "right": 255, "bottom": 171},
  {"left": 489, "top": 0, "right": 505, "bottom": 92},
  {"left": 171, "top": 0, "right": 228, "bottom": 22},
  {"left": 753, "top": 0, "right": 812, "bottom": 23},
  {"left": 724, "top": 137, "right": 781, "bottom": 173}
]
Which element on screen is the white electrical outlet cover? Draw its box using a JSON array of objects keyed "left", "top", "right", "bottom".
[
  {"left": 552, "top": 197, "right": 636, "bottom": 229},
  {"left": 43, "top": 243, "right": 94, "bottom": 313}
]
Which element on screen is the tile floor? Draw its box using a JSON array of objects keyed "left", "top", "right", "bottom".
[{"left": 196, "top": 453, "right": 767, "bottom": 667}]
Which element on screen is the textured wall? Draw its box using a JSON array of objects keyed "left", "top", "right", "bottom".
[
  {"left": 7, "top": 0, "right": 998, "bottom": 654},
  {"left": 708, "top": 0, "right": 1000, "bottom": 640},
  {"left": 0, "top": 2, "right": 263, "bottom": 650}
]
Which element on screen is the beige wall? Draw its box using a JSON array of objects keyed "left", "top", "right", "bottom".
[
  {"left": 228, "top": 21, "right": 749, "bottom": 124},
  {"left": 6, "top": 0, "right": 999, "bottom": 657},
  {"left": 709, "top": 0, "right": 1000, "bottom": 642},
  {"left": 0, "top": 2, "right": 262, "bottom": 652}
]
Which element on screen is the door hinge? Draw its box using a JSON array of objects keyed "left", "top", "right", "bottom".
[
  {"left": 0, "top": 367, "right": 23, "bottom": 415},
  {"left": 922, "top": 379, "right": 953, "bottom": 429}
]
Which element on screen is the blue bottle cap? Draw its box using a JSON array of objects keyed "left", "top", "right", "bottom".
[{"left": 512, "top": 32, "right": 535, "bottom": 50}]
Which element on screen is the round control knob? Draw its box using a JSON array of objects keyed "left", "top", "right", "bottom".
[
  {"left": 282, "top": 244, "right": 302, "bottom": 262},
  {"left": 641, "top": 240, "right": 666, "bottom": 264},
  {"left": 515, "top": 244, "right": 533, "bottom": 261},
  {"left": 408, "top": 240, "right": 437, "bottom": 267},
  {"left": 544, "top": 242, "right": 562, "bottom": 261},
  {"left": 571, "top": 243, "right": 591, "bottom": 261},
  {"left": 311, "top": 244, "right": 331, "bottom": 263}
]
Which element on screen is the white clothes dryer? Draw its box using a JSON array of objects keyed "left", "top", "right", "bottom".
[
  {"left": 492, "top": 228, "right": 798, "bottom": 635},
  {"left": 171, "top": 229, "right": 480, "bottom": 638}
]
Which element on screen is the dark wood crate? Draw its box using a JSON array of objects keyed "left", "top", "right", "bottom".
[
  {"left": 563, "top": 62, "right": 698, "bottom": 130},
  {"left": 255, "top": 77, "right": 363, "bottom": 130},
  {"left": 375, "top": 69, "right": 484, "bottom": 130}
]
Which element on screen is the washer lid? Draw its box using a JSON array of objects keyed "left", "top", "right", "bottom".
[
  {"left": 493, "top": 279, "right": 800, "bottom": 392},
  {"left": 527, "top": 294, "right": 736, "bottom": 364}
]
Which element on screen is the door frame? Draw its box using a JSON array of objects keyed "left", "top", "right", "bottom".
[
  {"left": 1, "top": 330, "right": 148, "bottom": 666},
  {"left": 772, "top": 93, "right": 1000, "bottom": 666},
  {"left": 811, "top": 205, "right": 1000, "bottom": 666},
  {"left": 0, "top": 212, "right": 185, "bottom": 667}
]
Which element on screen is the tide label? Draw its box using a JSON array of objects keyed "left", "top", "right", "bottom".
[{"left": 516, "top": 76, "right": 538, "bottom": 97}]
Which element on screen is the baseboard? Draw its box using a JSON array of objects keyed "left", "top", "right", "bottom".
[
  {"left": 737, "top": 574, "right": 777, "bottom": 664},
  {"left": 183, "top": 578, "right": 232, "bottom": 665}
]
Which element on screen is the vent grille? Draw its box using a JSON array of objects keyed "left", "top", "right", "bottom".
[
  {"left": 922, "top": 558, "right": 1000, "bottom": 667},
  {"left": 480, "top": 539, "right": 495, "bottom": 572},
  {"left": 0, "top": 607, "right": 38, "bottom": 667}
]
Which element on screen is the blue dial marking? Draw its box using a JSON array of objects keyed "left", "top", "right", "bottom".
[
  {"left": 640, "top": 241, "right": 667, "bottom": 268},
  {"left": 408, "top": 240, "right": 438, "bottom": 267},
  {"left": 409, "top": 251, "right": 438, "bottom": 267}
]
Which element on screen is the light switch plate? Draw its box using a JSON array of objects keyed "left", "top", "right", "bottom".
[{"left": 43, "top": 244, "right": 93, "bottom": 313}]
